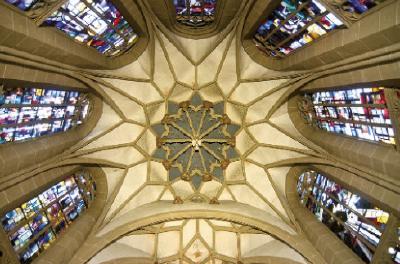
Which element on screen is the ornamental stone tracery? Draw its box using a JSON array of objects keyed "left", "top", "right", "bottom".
[{"left": 152, "top": 93, "right": 240, "bottom": 194}]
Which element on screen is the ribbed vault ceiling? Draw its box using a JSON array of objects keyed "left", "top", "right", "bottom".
[{"left": 57, "top": 5, "right": 335, "bottom": 263}]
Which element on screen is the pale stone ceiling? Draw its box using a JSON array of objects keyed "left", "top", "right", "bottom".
[{"left": 64, "top": 8, "right": 333, "bottom": 263}]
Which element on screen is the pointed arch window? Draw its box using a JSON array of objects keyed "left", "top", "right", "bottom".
[
  {"left": 3, "top": 0, "right": 138, "bottom": 56},
  {"left": 297, "top": 170, "right": 390, "bottom": 263},
  {"left": 298, "top": 87, "right": 400, "bottom": 145},
  {"left": 173, "top": 0, "right": 217, "bottom": 27},
  {"left": 0, "top": 86, "right": 90, "bottom": 144},
  {"left": 0, "top": 171, "right": 95, "bottom": 264}
]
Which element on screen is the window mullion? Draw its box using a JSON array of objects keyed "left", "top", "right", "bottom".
[
  {"left": 256, "top": 1, "right": 311, "bottom": 44},
  {"left": 314, "top": 116, "right": 391, "bottom": 128},
  {"left": 79, "top": 0, "right": 129, "bottom": 43},
  {"left": 59, "top": 10, "right": 119, "bottom": 51},
  {"left": 315, "top": 103, "right": 387, "bottom": 108},
  {"left": 384, "top": 88, "right": 400, "bottom": 150},
  {"left": 316, "top": 0, "right": 351, "bottom": 26},
  {"left": 371, "top": 215, "right": 399, "bottom": 263},
  {"left": 311, "top": 183, "right": 383, "bottom": 232},
  {"left": 274, "top": 11, "right": 329, "bottom": 49},
  {"left": 307, "top": 194, "right": 378, "bottom": 253},
  {"left": 185, "top": 0, "right": 190, "bottom": 17}
]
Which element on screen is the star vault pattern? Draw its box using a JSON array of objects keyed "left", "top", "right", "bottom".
[{"left": 152, "top": 93, "right": 239, "bottom": 193}]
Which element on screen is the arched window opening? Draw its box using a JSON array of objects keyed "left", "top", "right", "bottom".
[
  {"left": 298, "top": 87, "right": 400, "bottom": 145},
  {"left": 0, "top": 85, "right": 90, "bottom": 144},
  {"left": 0, "top": 171, "right": 96, "bottom": 264},
  {"left": 297, "top": 170, "right": 390, "bottom": 263},
  {"left": 173, "top": 0, "right": 217, "bottom": 27},
  {"left": 253, "top": 0, "right": 344, "bottom": 58},
  {"left": 3, "top": 0, "right": 138, "bottom": 57}
]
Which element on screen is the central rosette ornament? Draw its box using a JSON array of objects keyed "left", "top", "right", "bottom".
[{"left": 152, "top": 94, "right": 240, "bottom": 190}]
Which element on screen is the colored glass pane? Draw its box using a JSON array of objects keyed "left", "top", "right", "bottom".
[
  {"left": 254, "top": 0, "right": 344, "bottom": 57},
  {"left": 9, "top": 224, "right": 33, "bottom": 251},
  {"left": 1, "top": 208, "right": 25, "bottom": 232},
  {"left": 4, "top": 0, "right": 39, "bottom": 11},
  {"left": 339, "top": 0, "right": 387, "bottom": 16},
  {"left": 297, "top": 171, "right": 390, "bottom": 263},
  {"left": 44, "top": 0, "right": 138, "bottom": 56},
  {"left": 0, "top": 87, "right": 89, "bottom": 144}
]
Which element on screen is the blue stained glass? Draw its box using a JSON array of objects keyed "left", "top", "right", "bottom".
[
  {"left": 0, "top": 108, "right": 19, "bottom": 125},
  {"left": 14, "top": 125, "right": 34, "bottom": 141},
  {"left": 9, "top": 224, "right": 33, "bottom": 251},
  {"left": 1, "top": 208, "right": 25, "bottom": 232},
  {"left": 341, "top": 0, "right": 386, "bottom": 15},
  {"left": 29, "top": 213, "right": 49, "bottom": 235},
  {"left": 5, "top": 0, "right": 37, "bottom": 11},
  {"left": 19, "top": 242, "right": 39, "bottom": 263},
  {"left": 36, "top": 230, "right": 55, "bottom": 250},
  {"left": 44, "top": 0, "right": 138, "bottom": 56}
]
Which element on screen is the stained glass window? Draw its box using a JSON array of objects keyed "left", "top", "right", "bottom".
[
  {"left": 299, "top": 87, "right": 397, "bottom": 145},
  {"left": 297, "top": 170, "right": 390, "bottom": 263},
  {"left": 42, "top": 0, "right": 138, "bottom": 57},
  {"left": 174, "top": 0, "right": 217, "bottom": 27},
  {"left": 0, "top": 86, "right": 90, "bottom": 144},
  {"left": 332, "top": 0, "right": 388, "bottom": 20},
  {"left": 4, "top": 0, "right": 43, "bottom": 11},
  {"left": 254, "top": 0, "right": 344, "bottom": 57},
  {"left": 2, "top": 0, "right": 138, "bottom": 56},
  {"left": 1, "top": 171, "right": 95, "bottom": 264}
]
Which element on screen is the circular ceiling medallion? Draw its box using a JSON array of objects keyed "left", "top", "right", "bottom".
[{"left": 152, "top": 93, "right": 240, "bottom": 191}]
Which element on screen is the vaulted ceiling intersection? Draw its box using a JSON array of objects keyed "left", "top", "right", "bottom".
[{"left": 152, "top": 93, "right": 240, "bottom": 194}]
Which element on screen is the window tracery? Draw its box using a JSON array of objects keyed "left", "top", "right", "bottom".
[
  {"left": 0, "top": 86, "right": 90, "bottom": 144},
  {"left": 173, "top": 0, "right": 217, "bottom": 27},
  {"left": 0, "top": 171, "right": 95, "bottom": 264},
  {"left": 3, "top": 0, "right": 138, "bottom": 56},
  {"left": 297, "top": 170, "right": 390, "bottom": 263},
  {"left": 299, "top": 87, "right": 400, "bottom": 145}
]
